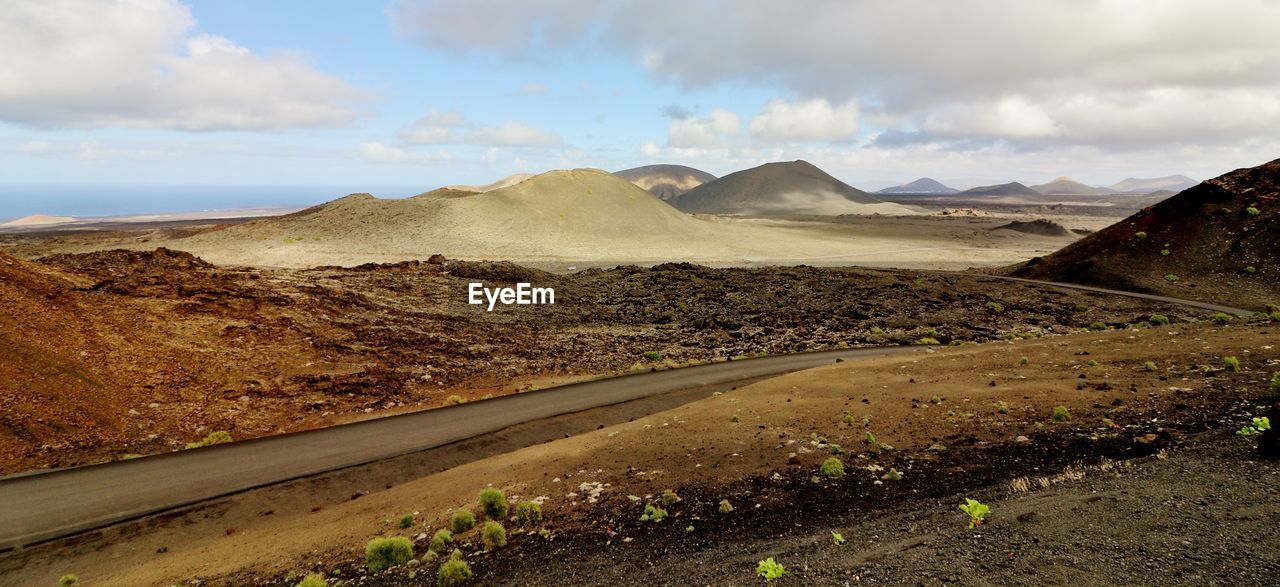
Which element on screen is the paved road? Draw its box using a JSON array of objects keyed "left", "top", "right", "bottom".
[
  {"left": 0, "top": 347, "right": 916, "bottom": 549},
  {"left": 0, "top": 277, "right": 1253, "bottom": 550},
  {"left": 960, "top": 274, "right": 1256, "bottom": 317}
]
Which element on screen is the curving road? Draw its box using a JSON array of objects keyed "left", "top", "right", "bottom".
[{"left": 0, "top": 277, "right": 1253, "bottom": 550}]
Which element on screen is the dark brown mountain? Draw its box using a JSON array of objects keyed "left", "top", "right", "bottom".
[
  {"left": 671, "top": 160, "right": 919, "bottom": 216},
  {"left": 1013, "top": 158, "right": 1280, "bottom": 308}
]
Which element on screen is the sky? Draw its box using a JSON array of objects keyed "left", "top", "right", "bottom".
[{"left": 2, "top": 0, "right": 1280, "bottom": 217}]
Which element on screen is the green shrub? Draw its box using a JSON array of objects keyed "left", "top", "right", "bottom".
[
  {"left": 756, "top": 558, "right": 788, "bottom": 581},
  {"left": 930, "top": 395, "right": 943, "bottom": 404},
  {"left": 660, "top": 489, "right": 681, "bottom": 506},
  {"left": 1272, "top": 372, "right": 1280, "bottom": 397},
  {"left": 450, "top": 510, "right": 475, "bottom": 533},
  {"left": 643, "top": 351, "right": 663, "bottom": 361},
  {"left": 831, "top": 531, "right": 846, "bottom": 545},
  {"left": 718, "top": 499, "right": 734, "bottom": 513},
  {"left": 478, "top": 487, "right": 507, "bottom": 520},
  {"left": 1245, "top": 266, "right": 1257, "bottom": 274},
  {"left": 185, "top": 430, "right": 233, "bottom": 450},
  {"left": 640, "top": 503, "right": 668, "bottom": 522},
  {"left": 820, "top": 457, "right": 845, "bottom": 480},
  {"left": 437, "top": 558, "right": 473, "bottom": 587},
  {"left": 986, "top": 301, "right": 1004, "bottom": 313},
  {"left": 1086, "top": 322, "right": 1107, "bottom": 332},
  {"left": 296, "top": 574, "right": 327, "bottom": 587},
  {"left": 1144, "top": 361, "right": 1158, "bottom": 372},
  {"left": 883, "top": 468, "right": 903, "bottom": 481},
  {"left": 1160, "top": 249, "right": 1171, "bottom": 256},
  {"left": 444, "top": 395, "right": 465, "bottom": 406},
  {"left": 365, "top": 536, "right": 414, "bottom": 572},
  {"left": 958, "top": 498, "right": 990, "bottom": 528},
  {"left": 1086, "top": 359, "right": 1099, "bottom": 367},
  {"left": 996, "top": 401, "right": 1009, "bottom": 414},
  {"left": 841, "top": 412, "right": 856, "bottom": 426},
  {"left": 399, "top": 513, "right": 414, "bottom": 529},
  {"left": 1246, "top": 206, "right": 1260, "bottom": 216},
  {"left": 1164, "top": 274, "right": 1178, "bottom": 282},
  {"left": 1223, "top": 356, "right": 1241, "bottom": 372},
  {"left": 1020, "top": 356, "right": 1029, "bottom": 366},
  {"left": 1134, "top": 231, "right": 1147, "bottom": 240},
  {"left": 1212, "top": 313, "right": 1233, "bottom": 325},
  {"left": 1149, "top": 314, "right": 1170, "bottom": 325},
  {"left": 59, "top": 575, "right": 78, "bottom": 587},
  {"left": 1271, "top": 311, "right": 1280, "bottom": 322},
  {"left": 481, "top": 521, "right": 507, "bottom": 550},
  {"left": 515, "top": 501, "right": 542, "bottom": 526},
  {"left": 730, "top": 414, "right": 739, "bottom": 423},
  {"left": 429, "top": 529, "right": 452, "bottom": 553},
  {"left": 916, "top": 337, "right": 941, "bottom": 345},
  {"left": 1236, "top": 416, "right": 1272, "bottom": 436},
  {"left": 1052, "top": 406, "right": 1071, "bottom": 422}
]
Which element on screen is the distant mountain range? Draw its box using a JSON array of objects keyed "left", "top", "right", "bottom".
[
  {"left": 671, "top": 160, "right": 920, "bottom": 216},
  {"left": 875, "top": 174, "right": 1197, "bottom": 196},
  {"left": 876, "top": 178, "right": 959, "bottom": 195},
  {"left": 1107, "top": 175, "right": 1197, "bottom": 194}
]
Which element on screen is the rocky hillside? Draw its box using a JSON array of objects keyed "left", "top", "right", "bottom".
[{"left": 1014, "top": 158, "right": 1280, "bottom": 308}]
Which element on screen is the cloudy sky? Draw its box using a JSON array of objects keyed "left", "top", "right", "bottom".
[{"left": 3, "top": 0, "right": 1279, "bottom": 214}]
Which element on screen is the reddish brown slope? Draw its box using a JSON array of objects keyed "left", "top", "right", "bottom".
[{"left": 1014, "top": 158, "right": 1280, "bottom": 309}]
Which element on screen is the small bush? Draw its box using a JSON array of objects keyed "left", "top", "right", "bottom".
[
  {"left": 1052, "top": 406, "right": 1071, "bottom": 422},
  {"left": 996, "top": 401, "right": 1009, "bottom": 414},
  {"left": 986, "top": 301, "right": 1004, "bottom": 313},
  {"left": 959, "top": 498, "right": 990, "bottom": 528},
  {"left": 1212, "top": 313, "right": 1233, "bottom": 325},
  {"left": 1245, "top": 266, "right": 1257, "bottom": 274},
  {"left": 429, "top": 529, "right": 452, "bottom": 553},
  {"left": 1271, "top": 311, "right": 1280, "bottom": 322},
  {"left": 1223, "top": 356, "right": 1241, "bottom": 372},
  {"left": 1020, "top": 356, "right": 1029, "bottom": 366},
  {"left": 444, "top": 395, "right": 465, "bottom": 406},
  {"left": 730, "top": 414, "right": 739, "bottom": 423},
  {"left": 820, "top": 457, "right": 845, "bottom": 480},
  {"left": 1160, "top": 249, "right": 1171, "bottom": 256},
  {"left": 1086, "top": 322, "right": 1107, "bottom": 332},
  {"left": 1247, "top": 206, "right": 1261, "bottom": 216},
  {"left": 883, "top": 468, "right": 903, "bottom": 481},
  {"left": 930, "top": 395, "right": 943, "bottom": 404},
  {"left": 1144, "top": 361, "right": 1157, "bottom": 372},
  {"left": 660, "top": 489, "right": 681, "bottom": 506},
  {"left": 643, "top": 351, "right": 663, "bottom": 361},
  {"left": 437, "top": 558, "right": 473, "bottom": 587},
  {"left": 640, "top": 503, "right": 668, "bottom": 522},
  {"left": 756, "top": 558, "right": 788, "bottom": 581},
  {"left": 478, "top": 487, "right": 508, "bottom": 520},
  {"left": 831, "top": 531, "right": 846, "bottom": 545},
  {"left": 1164, "top": 274, "right": 1179, "bottom": 282},
  {"left": 297, "top": 574, "right": 327, "bottom": 587},
  {"left": 1149, "top": 314, "right": 1170, "bottom": 325},
  {"left": 916, "top": 337, "right": 941, "bottom": 345},
  {"left": 841, "top": 412, "right": 856, "bottom": 426},
  {"left": 365, "top": 536, "right": 414, "bottom": 573},
  {"left": 399, "top": 514, "right": 414, "bottom": 529},
  {"left": 1086, "top": 359, "right": 1099, "bottom": 367},
  {"left": 718, "top": 499, "right": 734, "bottom": 513},
  {"left": 1134, "top": 231, "right": 1147, "bottom": 240},
  {"left": 481, "top": 521, "right": 507, "bottom": 550},
  {"left": 450, "top": 510, "right": 475, "bottom": 533},
  {"left": 515, "top": 501, "right": 542, "bottom": 526},
  {"left": 60, "top": 575, "right": 78, "bottom": 587}
]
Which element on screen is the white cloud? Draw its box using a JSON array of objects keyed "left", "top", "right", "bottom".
[
  {"left": 358, "top": 142, "right": 452, "bottom": 164},
  {"left": 667, "top": 109, "right": 740, "bottom": 148},
  {"left": 521, "top": 83, "right": 548, "bottom": 95},
  {"left": 749, "top": 99, "right": 860, "bottom": 143},
  {"left": 398, "top": 111, "right": 563, "bottom": 147},
  {"left": 391, "top": 0, "right": 1280, "bottom": 150},
  {"left": 0, "top": 0, "right": 366, "bottom": 131}
]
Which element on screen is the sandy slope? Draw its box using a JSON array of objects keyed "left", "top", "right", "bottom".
[{"left": 161, "top": 169, "right": 979, "bottom": 268}]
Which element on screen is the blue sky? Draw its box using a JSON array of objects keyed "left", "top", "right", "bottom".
[{"left": 2, "top": 0, "right": 1279, "bottom": 217}]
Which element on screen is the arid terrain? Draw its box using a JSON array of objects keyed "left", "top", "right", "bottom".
[
  {"left": 0, "top": 247, "right": 1205, "bottom": 474},
  {"left": 3, "top": 319, "right": 1276, "bottom": 586}
]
